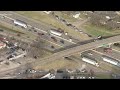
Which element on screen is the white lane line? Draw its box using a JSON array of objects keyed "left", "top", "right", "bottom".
[
  {"left": 1, "top": 15, "right": 14, "bottom": 20},
  {"left": 34, "top": 27, "right": 47, "bottom": 33},
  {"left": 50, "top": 33, "right": 76, "bottom": 44},
  {"left": 0, "top": 14, "right": 12, "bottom": 15}
]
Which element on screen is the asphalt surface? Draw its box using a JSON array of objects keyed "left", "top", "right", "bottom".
[
  {"left": 27, "top": 35, "right": 120, "bottom": 68},
  {"left": 0, "top": 11, "right": 82, "bottom": 51},
  {"left": 0, "top": 12, "right": 120, "bottom": 77},
  {"left": 0, "top": 35, "right": 119, "bottom": 77}
]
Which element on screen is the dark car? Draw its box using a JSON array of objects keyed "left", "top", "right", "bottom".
[
  {"left": 51, "top": 37, "right": 57, "bottom": 42},
  {"left": 51, "top": 45, "right": 55, "bottom": 49},
  {"left": 0, "top": 29, "right": 4, "bottom": 32},
  {"left": 38, "top": 33, "right": 44, "bottom": 36},
  {"left": 60, "top": 40, "right": 64, "bottom": 44}
]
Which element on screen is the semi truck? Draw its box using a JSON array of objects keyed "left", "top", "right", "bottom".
[
  {"left": 13, "top": 19, "right": 28, "bottom": 28},
  {"left": 82, "top": 57, "right": 99, "bottom": 67},
  {"left": 50, "top": 29, "right": 63, "bottom": 36},
  {"left": 102, "top": 55, "right": 119, "bottom": 66}
]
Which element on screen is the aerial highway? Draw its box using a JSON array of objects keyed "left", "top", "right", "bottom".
[
  {"left": 0, "top": 11, "right": 77, "bottom": 44},
  {"left": 0, "top": 11, "right": 120, "bottom": 77},
  {"left": 0, "top": 34, "right": 119, "bottom": 77}
]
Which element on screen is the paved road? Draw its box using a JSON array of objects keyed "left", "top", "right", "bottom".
[
  {"left": 81, "top": 50, "right": 120, "bottom": 74},
  {"left": 25, "top": 35, "right": 120, "bottom": 67},
  {"left": 0, "top": 11, "right": 81, "bottom": 51},
  {"left": 0, "top": 11, "right": 78, "bottom": 44},
  {"left": 0, "top": 35, "right": 120, "bottom": 77},
  {"left": 0, "top": 12, "right": 120, "bottom": 77}
]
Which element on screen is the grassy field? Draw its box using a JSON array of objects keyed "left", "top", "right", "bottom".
[
  {"left": 34, "top": 58, "right": 79, "bottom": 70},
  {"left": 82, "top": 24, "right": 117, "bottom": 37},
  {"left": 15, "top": 11, "right": 90, "bottom": 40},
  {"left": 0, "top": 21, "right": 37, "bottom": 40},
  {"left": 54, "top": 11, "right": 77, "bottom": 23},
  {"left": 95, "top": 73, "right": 112, "bottom": 79},
  {"left": 0, "top": 24, "right": 24, "bottom": 34}
]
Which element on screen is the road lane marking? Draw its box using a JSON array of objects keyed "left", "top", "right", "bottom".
[
  {"left": 39, "top": 37, "right": 63, "bottom": 47},
  {"left": 34, "top": 27, "right": 47, "bottom": 33},
  {"left": 50, "top": 33, "right": 76, "bottom": 44}
]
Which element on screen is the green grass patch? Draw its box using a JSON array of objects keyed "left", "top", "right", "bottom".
[
  {"left": 0, "top": 24, "right": 24, "bottom": 34},
  {"left": 82, "top": 24, "right": 119, "bottom": 37},
  {"left": 95, "top": 73, "right": 111, "bottom": 79}
]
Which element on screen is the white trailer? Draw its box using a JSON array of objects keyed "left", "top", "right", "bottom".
[
  {"left": 50, "top": 29, "right": 63, "bottom": 36},
  {"left": 82, "top": 57, "right": 99, "bottom": 67},
  {"left": 13, "top": 19, "right": 28, "bottom": 28},
  {"left": 102, "top": 56, "right": 119, "bottom": 66}
]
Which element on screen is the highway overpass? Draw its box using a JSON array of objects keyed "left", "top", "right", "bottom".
[{"left": 29, "top": 35, "right": 120, "bottom": 67}]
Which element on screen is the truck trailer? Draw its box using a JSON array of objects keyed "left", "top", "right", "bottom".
[
  {"left": 82, "top": 57, "right": 99, "bottom": 67},
  {"left": 102, "top": 56, "right": 119, "bottom": 66},
  {"left": 13, "top": 19, "right": 28, "bottom": 28},
  {"left": 50, "top": 29, "right": 63, "bottom": 36}
]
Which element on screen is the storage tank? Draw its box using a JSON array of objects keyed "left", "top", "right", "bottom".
[
  {"left": 13, "top": 19, "right": 28, "bottom": 28},
  {"left": 82, "top": 57, "right": 99, "bottom": 67}
]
